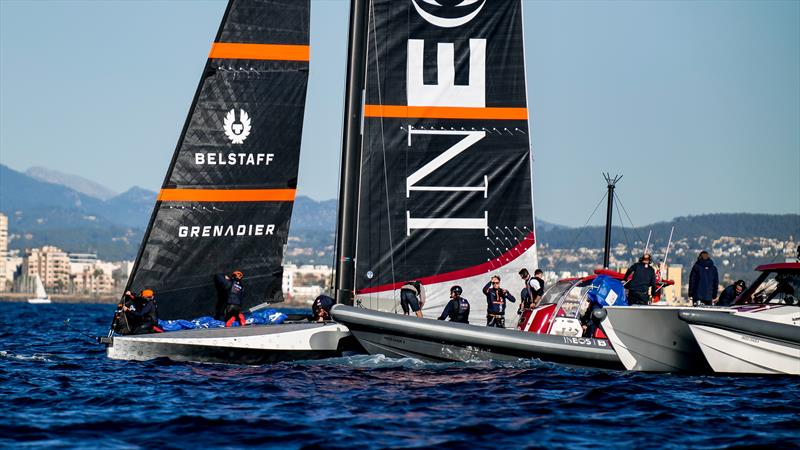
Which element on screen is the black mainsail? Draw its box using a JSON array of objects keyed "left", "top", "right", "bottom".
[
  {"left": 353, "top": 0, "right": 537, "bottom": 320},
  {"left": 122, "top": 0, "right": 310, "bottom": 320}
]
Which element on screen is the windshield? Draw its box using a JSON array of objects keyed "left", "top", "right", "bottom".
[
  {"left": 752, "top": 272, "right": 800, "bottom": 305},
  {"left": 539, "top": 280, "right": 577, "bottom": 307},
  {"left": 561, "top": 280, "right": 593, "bottom": 319}
]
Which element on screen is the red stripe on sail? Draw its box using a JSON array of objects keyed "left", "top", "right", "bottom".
[{"left": 357, "top": 232, "right": 536, "bottom": 294}]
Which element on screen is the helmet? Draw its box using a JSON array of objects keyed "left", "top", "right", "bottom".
[
  {"left": 232, "top": 270, "right": 244, "bottom": 280},
  {"left": 734, "top": 280, "right": 746, "bottom": 289},
  {"left": 141, "top": 289, "right": 155, "bottom": 299},
  {"left": 450, "top": 285, "right": 463, "bottom": 296}
]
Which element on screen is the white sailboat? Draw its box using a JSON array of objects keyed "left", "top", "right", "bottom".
[{"left": 27, "top": 274, "right": 51, "bottom": 304}]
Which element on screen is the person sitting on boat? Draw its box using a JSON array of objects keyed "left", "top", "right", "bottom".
[
  {"left": 717, "top": 280, "right": 746, "bottom": 307},
  {"left": 688, "top": 251, "right": 719, "bottom": 306},
  {"left": 623, "top": 254, "right": 657, "bottom": 305},
  {"left": 517, "top": 268, "right": 544, "bottom": 314},
  {"left": 312, "top": 294, "right": 336, "bottom": 322},
  {"left": 399, "top": 280, "right": 425, "bottom": 318},
  {"left": 215, "top": 271, "right": 246, "bottom": 327},
  {"left": 437, "top": 285, "right": 470, "bottom": 323},
  {"left": 121, "top": 288, "right": 161, "bottom": 335},
  {"left": 483, "top": 275, "right": 516, "bottom": 328}
]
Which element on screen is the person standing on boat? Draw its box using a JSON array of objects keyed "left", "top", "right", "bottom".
[
  {"left": 717, "top": 280, "right": 746, "bottom": 307},
  {"left": 437, "top": 285, "right": 470, "bottom": 323},
  {"left": 688, "top": 251, "right": 719, "bottom": 306},
  {"left": 121, "top": 288, "right": 161, "bottom": 334},
  {"left": 215, "top": 271, "right": 246, "bottom": 327},
  {"left": 399, "top": 280, "right": 425, "bottom": 318},
  {"left": 623, "top": 254, "right": 657, "bottom": 305},
  {"left": 312, "top": 294, "right": 335, "bottom": 321},
  {"left": 517, "top": 268, "right": 545, "bottom": 314},
  {"left": 483, "top": 275, "right": 516, "bottom": 328}
]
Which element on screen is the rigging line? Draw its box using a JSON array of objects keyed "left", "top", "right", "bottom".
[
  {"left": 369, "top": 0, "right": 398, "bottom": 300},
  {"left": 565, "top": 191, "right": 608, "bottom": 252},
  {"left": 614, "top": 191, "right": 645, "bottom": 246},
  {"left": 613, "top": 195, "right": 633, "bottom": 261}
]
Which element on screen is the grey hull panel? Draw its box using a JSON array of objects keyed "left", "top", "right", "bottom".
[
  {"left": 331, "top": 305, "right": 622, "bottom": 369},
  {"left": 106, "top": 322, "right": 357, "bottom": 364},
  {"left": 679, "top": 310, "right": 800, "bottom": 345},
  {"left": 601, "top": 307, "right": 722, "bottom": 373}
]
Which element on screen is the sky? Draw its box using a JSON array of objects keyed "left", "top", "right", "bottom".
[{"left": 1, "top": 0, "right": 798, "bottom": 227}]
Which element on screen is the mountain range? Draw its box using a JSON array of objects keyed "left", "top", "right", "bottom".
[{"left": 0, "top": 164, "right": 797, "bottom": 261}]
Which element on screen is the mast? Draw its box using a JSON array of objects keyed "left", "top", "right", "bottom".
[
  {"left": 334, "top": 0, "right": 369, "bottom": 306},
  {"left": 603, "top": 173, "right": 622, "bottom": 269}
]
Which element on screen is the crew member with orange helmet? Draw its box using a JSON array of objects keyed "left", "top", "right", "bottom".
[
  {"left": 121, "top": 288, "right": 161, "bottom": 334},
  {"left": 214, "top": 271, "right": 246, "bottom": 327}
]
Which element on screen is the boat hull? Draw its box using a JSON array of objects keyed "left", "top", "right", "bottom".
[
  {"left": 679, "top": 308, "right": 800, "bottom": 375},
  {"left": 106, "top": 322, "right": 355, "bottom": 364},
  {"left": 28, "top": 299, "right": 51, "bottom": 304},
  {"left": 331, "top": 305, "right": 622, "bottom": 369},
  {"left": 600, "top": 306, "right": 731, "bottom": 373}
]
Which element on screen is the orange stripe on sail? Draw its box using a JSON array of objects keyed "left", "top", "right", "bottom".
[
  {"left": 208, "top": 43, "right": 310, "bottom": 62},
  {"left": 363, "top": 105, "right": 528, "bottom": 120},
  {"left": 158, "top": 189, "right": 296, "bottom": 202}
]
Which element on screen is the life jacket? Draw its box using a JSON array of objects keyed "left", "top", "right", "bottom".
[
  {"left": 227, "top": 280, "right": 244, "bottom": 305},
  {"left": 533, "top": 276, "right": 545, "bottom": 297},
  {"left": 484, "top": 283, "right": 509, "bottom": 315},
  {"left": 450, "top": 297, "right": 470, "bottom": 323}
]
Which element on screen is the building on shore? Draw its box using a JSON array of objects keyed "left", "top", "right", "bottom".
[
  {"left": 0, "top": 213, "right": 7, "bottom": 291},
  {"left": 22, "top": 246, "right": 71, "bottom": 293}
]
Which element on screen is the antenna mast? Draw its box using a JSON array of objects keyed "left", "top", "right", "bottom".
[{"left": 602, "top": 173, "right": 622, "bottom": 269}]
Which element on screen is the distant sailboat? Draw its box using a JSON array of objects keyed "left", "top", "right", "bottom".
[{"left": 28, "top": 275, "right": 51, "bottom": 304}]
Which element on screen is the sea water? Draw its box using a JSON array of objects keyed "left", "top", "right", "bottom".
[{"left": 1, "top": 303, "right": 797, "bottom": 449}]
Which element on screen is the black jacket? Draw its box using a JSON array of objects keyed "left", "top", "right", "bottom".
[
  {"left": 438, "top": 297, "right": 470, "bottom": 323},
  {"left": 312, "top": 295, "right": 335, "bottom": 320},
  {"left": 689, "top": 259, "right": 719, "bottom": 301},
  {"left": 483, "top": 282, "right": 516, "bottom": 315},
  {"left": 214, "top": 274, "right": 245, "bottom": 306},
  {"left": 717, "top": 284, "right": 739, "bottom": 306},
  {"left": 624, "top": 262, "right": 657, "bottom": 294}
]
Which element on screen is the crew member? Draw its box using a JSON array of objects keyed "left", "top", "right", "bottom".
[
  {"left": 518, "top": 268, "right": 545, "bottom": 313},
  {"left": 399, "top": 280, "right": 425, "bottom": 318},
  {"left": 483, "top": 275, "right": 516, "bottom": 328},
  {"left": 437, "top": 285, "right": 470, "bottom": 323},
  {"left": 717, "top": 280, "right": 746, "bottom": 307},
  {"left": 215, "top": 271, "right": 246, "bottom": 327},
  {"left": 688, "top": 251, "right": 719, "bottom": 306},
  {"left": 312, "top": 294, "right": 335, "bottom": 322},
  {"left": 623, "top": 254, "right": 657, "bottom": 305},
  {"left": 121, "top": 288, "right": 161, "bottom": 334}
]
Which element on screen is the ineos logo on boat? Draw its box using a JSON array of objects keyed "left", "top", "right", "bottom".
[
  {"left": 223, "top": 109, "right": 251, "bottom": 144},
  {"left": 411, "top": 0, "right": 486, "bottom": 28}
]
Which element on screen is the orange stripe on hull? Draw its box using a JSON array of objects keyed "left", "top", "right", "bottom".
[
  {"left": 158, "top": 189, "right": 296, "bottom": 203},
  {"left": 208, "top": 43, "right": 310, "bottom": 61},
  {"left": 363, "top": 104, "right": 528, "bottom": 120}
]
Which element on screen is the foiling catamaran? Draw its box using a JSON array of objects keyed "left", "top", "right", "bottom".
[
  {"left": 104, "top": 0, "right": 355, "bottom": 363},
  {"left": 328, "top": 1, "right": 635, "bottom": 369}
]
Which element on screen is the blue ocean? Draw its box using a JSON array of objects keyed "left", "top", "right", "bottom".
[{"left": 1, "top": 303, "right": 798, "bottom": 449}]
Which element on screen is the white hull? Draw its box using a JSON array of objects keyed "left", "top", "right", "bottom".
[
  {"left": 600, "top": 306, "right": 731, "bottom": 373},
  {"left": 687, "top": 324, "right": 800, "bottom": 375},
  {"left": 27, "top": 298, "right": 51, "bottom": 304},
  {"left": 106, "top": 322, "right": 353, "bottom": 364}
]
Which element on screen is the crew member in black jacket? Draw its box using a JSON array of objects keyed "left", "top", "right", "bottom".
[
  {"left": 312, "top": 294, "right": 335, "bottom": 321},
  {"left": 483, "top": 275, "right": 516, "bottom": 327},
  {"left": 438, "top": 285, "right": 470, "bottom": 323},
  {"left": 215, "top": 271, "right": 246, "bottom": 327},
  {"left": 623, "top": 254, "right": 657, "bottom": 305},
  {"left": 121, "top": 288, "right": 161, "bottom": 334},
  {"left": 717, "top": 280, "right": 745, "bottom": 307}
]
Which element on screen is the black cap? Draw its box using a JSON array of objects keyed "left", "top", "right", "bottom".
[{"left": 450, "top": 285, "right": 463, "bottom": 295}]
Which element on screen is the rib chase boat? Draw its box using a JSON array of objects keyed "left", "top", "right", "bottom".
[{"left": 104, "top": 0, "right": 355, "bottom": 364}]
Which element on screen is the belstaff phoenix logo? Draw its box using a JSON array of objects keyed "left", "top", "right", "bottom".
[
  {"left": 223, "top": 109, "right": 251, "bottom": 144},
  {"left": 411, "top": 0, "right": 486, "bottom": 28}
]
